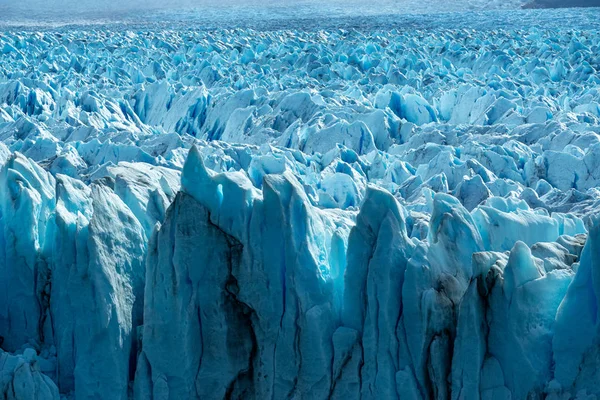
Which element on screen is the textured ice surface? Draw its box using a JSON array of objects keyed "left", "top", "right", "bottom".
[{"left": 1, "top": 8, "right": 600, "bottom": 400}]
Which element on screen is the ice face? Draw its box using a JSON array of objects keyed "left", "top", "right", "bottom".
[{"left": 0, "top": 16, "right": 599, "bottom": 400}]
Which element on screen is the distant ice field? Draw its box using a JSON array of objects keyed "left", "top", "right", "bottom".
[{"left": 0, "top": 0, "right": 599, "bottom": 31}]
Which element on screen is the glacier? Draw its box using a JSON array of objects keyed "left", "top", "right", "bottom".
[{"left": 1, "top": 9, "right": 600, "bottom": 399}]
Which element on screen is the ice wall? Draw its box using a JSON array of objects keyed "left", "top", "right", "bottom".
[{"left": 130, "top": 145, "right": 594, "bottom": 399}]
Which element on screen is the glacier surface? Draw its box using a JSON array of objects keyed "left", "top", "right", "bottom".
[{"left": 1, "top": 11, "right": 600, "bottom": 400}]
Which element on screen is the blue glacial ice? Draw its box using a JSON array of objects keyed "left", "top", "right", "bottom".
[{"left": 1, "top": 13, "right": 600, "bottom": 400}]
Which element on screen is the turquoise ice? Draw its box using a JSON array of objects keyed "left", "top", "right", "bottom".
[{"left": 0, "top": 8, "right": 600, "bottom": 399}]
